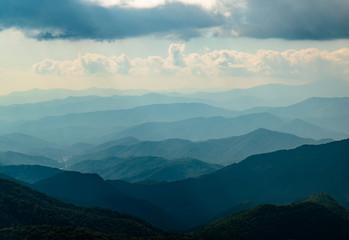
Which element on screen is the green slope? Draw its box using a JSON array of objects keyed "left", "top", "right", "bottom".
[
  {"left": 0, "top": 165, "right": 64, "bottom": 183},
  {"left": 0, "top": 178, "right": 172, "bottom": 240},
  {"left": 195, "top": 193, "right": 349, "bottom": 240},
  {"left": 1, "top": 176, "right": 349, "bottom": 240},
  {"left": 32, "top": 171, "right": 183, "bottom": 230},
  {"left": 108, "top": 138, "right": 349, "bottom": 228}
]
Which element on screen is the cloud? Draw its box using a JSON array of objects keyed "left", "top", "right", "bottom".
[
  {"left": 0, "top": 0, "right": 223, "bottom": 40},
  {"left": 1, "top": 0, "right": 348, "bottom": 41},
  {"left": 34, "top": 53, "right": 130, "bottom": 75},
  {"left": 168, "top": 44, "right": 186, "bottom": 67},
  {"left": 34, "top": 44, "right": 349, "bottom": 82},
  {"left": 86, "top": 0, "right": 218, "bottom": 10},
  {"left": 228, "top": 0, "right": 349, "bottom": 40}
]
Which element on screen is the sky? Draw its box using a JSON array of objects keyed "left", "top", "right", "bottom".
[{"left": 0, "top": 0, "right": 349, "bottom": 95}]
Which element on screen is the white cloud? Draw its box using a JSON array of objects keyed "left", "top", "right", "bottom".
[
  {"left": 33, "top": 53, "right": 131, "bottom": 75},
  {"left": 168, "top": 43, "right": 186, "bottom": 67},
  {"left": 33, "top": 45, "right": 349, "bottom": 82}
]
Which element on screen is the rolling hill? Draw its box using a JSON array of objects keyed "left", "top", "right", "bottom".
[
  {"left": 0, "top": 177, "right": 177, "bottom": 240},
  {"left": 3, "top": 176, "right": 348, "bottom": 239},
  {"left": 0, "top": 165, "right": 64, "bottom": 184},
  {"left": 0, "top": 151, "right": 63, "bottom": 168},
  {"left": 69, "top": 156, "right": 222, "bottom": 182},
  {"left": 32, "top": 171, "right": 183, "bottom": 230},
  {"left": 194, "top": 193, "right": 349, "bottom": 240},
  {"left": 108, "top": 138, "right": 349, "bottom": 228},
  {"left": 0, "top": 133, "right": 57, "bottom": 152}
]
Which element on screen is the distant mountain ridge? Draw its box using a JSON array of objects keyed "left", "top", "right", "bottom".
[
  {"left": 110, "top": 112, "right": 344, "bottom": 141},
  {"left": 69, "top": 156, "right": 222, "bottom": 182},
  {"left": 0, "top": 87, "right": 151, "bottom": 105},
  {"left": 0, "top": 93, "right": 206, "bottom": 122},
  {"left": 0, "top": 133, "right": 58, "bottom": 153},
  {"left": 72, "top": 128, "right": 331, "bottom": 165},
  {"left": 0, "top": 151, "right": 63, "bottom": 168},
  {"left": 3, "top": 81, "right": 348, "bottom": 108},
  {"left": 3, "top": 103, "right": 235, "bottom": 144},
  {"left": 244, "top": 97, "right": 349, "bottom": 134},
  {"left": 1, "top": 97, "right": 347, "bottom": 146}
]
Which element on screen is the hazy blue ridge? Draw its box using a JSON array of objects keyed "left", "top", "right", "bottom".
[
  {"left": 2, "top": 103, "right": 236, "bottom": 145},
  {"left": 0, "top": 151, "right": 63, "bottom": 168},
  {"left": 71, "top": 128, "right": 331, "bottom": 165},
  {"left": 69, "top": 156, "right": 222, "bottom": 182}
]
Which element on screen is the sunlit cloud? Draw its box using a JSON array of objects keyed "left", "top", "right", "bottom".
[
  {"left": 33, "top": 45, "right": 349, "bottom": 82},
  {"left": 84, "top": 0, "right": 218, "bottom": 9}
]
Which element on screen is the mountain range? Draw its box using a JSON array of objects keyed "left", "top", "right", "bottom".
[
  {"left": 2, "top": 176, "right": 349, "bottom": 240},
  {"left": 71, "top": 128, "right": 331, "bottom": 165},
  {"left": 194, "top": 193, "right": 349, "bottom": 240},
  {"left": 69, "top": 156, "right": 222, "bottom": 182},
  {"left": 1, "top": 96, "right": 347, "bottom": 146},
  {"left": 0, "top": 93, "right": 204, "bottom": 122},
  {"left": 109, "top": 98, "right": 348, "bottom": 141},
  {"left": 1, "top": 84, "right": 348, "bottom": 238},
  {"left": 245, "top": 97, "right": 349, "bottom": 135},
  {"left": 2, "top": 103, "right": 235, "bottom": 144},
  {"left": 0, "top": 177, "right": 175, "bottom": 239},
  {"left": 0, "top": 165, "right": 64, "bottom": 184},
  {"left": 31, "top": 171, "right": 182, "bottom": 230},
  {"left": 7, "top": 138, "right": 346, "bottom": 230},
  {"left": 0, "top": 151, "right": 63, "bottom": 168},
  {"left": 2, "top": 81, "right": 348, "bottom": 109},
  {"left": 107, "top": 139, "right": 349, "bottom": 228}
]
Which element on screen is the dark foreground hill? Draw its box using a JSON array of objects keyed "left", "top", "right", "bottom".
[
  {"left": 1, "top": 177, "right": 349, "bottom": 240},
  {"left": 109, "top": 138, "right": 349, "bottom": 228},
  {"left": 32, "top": 171, "right": 182, "bottom": 230},
  {"left": 0, "top": 178, "right": 181, "bottom": 240},
  {"left": 194, "top": 193, "right": 349, "bottom": 240},
  {"left": 0, "top": 165, "right": 64, "bottom": 184}
]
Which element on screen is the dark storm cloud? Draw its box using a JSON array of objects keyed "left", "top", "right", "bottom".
[
  {"left": 0, "top": 0, "right": 223, "bottom": 40},
  {"left": 0, "top": 0, "right": 348, "bottom": 41},
  {"left": 235, "top": 0, "right": 349, "bottom": 40}
]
